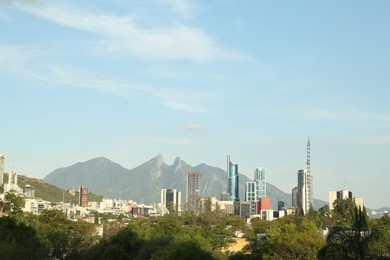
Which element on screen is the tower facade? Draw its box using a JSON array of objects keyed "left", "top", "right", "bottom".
[
  {"left": 161, "top": 188, "right": 181, "bottom": 213},
  {"left": 186, "top": 172, "right": 202, "bottom": 211},
  {"left": 254, "top": 167, "right": 266, "bottom": 200},
  {"left": 227, "top": 155, "right": 239, "bottom": 202},
  {"left": 297, "top": 169, "right": 310, "bottom": 214},
  {"left": 292, "top": 186, "right": 298, "bottom": 208},
  {"left": 79, "top": 187, "right": 88, "bottom": 207},
  {"left": 245, "top": 182, "right": 256, "bottom": 202},
  {"left": 0, "top": 154, "right": 4, "bottom": 186}
]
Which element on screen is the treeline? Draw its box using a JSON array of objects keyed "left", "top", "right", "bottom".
[{"left": 0, "top": 197, "right": 389, "bottom": 259}]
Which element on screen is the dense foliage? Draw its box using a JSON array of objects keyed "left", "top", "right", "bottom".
[{"left": 0, "top": 197, "right": 389, "bottom": 259}]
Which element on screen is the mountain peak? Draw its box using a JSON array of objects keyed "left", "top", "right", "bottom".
[
  {"left": 155, "top": 153, "right": 164, "bottom": 164},
  {"left": 173, "top": 156, "right": 181, "bottom": 165}
]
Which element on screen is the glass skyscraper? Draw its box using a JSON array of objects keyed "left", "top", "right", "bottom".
[
  {"left": 254, "top": 167, "right": 266, "bottom": 200},
  {"left": 227, "top": 155, "right": 239, "bottom": 202}
]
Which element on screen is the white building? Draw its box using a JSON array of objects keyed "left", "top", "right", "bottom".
[
  {"left": 297, "top": 169, "right": 311, "bottom": 214},
  {"left": 254, "top": 168, "right": 266, "bottom": 200}
]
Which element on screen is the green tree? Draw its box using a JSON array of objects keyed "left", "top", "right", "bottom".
[
  {"left": 0, "top": 191, "right": 25, "bottom": 215},
  {"left": 369, "top": 214, "right": 390, "bottom": 258},
  {"left": 85, "top": 226, "right": 144, "bottom": 260},
  {"left": 332, "top": 198, "right": 355, "bottom": 225},
  {"left": 0, "top": 217, "right": 45, "bottom": 259},
  {"left": 255, "top": 218, "right": 324, "bottom": 259},
  {"left": 35, "top": 209, "right": 97, "bottom": 259},
  {"left": 318, "top": 207, "right": 378, "bottom": 259}
]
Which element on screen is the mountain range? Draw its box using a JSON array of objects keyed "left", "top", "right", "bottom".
[{"left": 43, "top": 154, "right": 328, "bottom": 211}]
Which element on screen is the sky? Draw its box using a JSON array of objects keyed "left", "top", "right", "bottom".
[{"left": 1, "top": 0, "right": 389, "bottom": 209}]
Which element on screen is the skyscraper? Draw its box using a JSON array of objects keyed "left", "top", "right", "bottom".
[
  {"left": 161, "top": 188, "right": 181, "bottom": 213},
  {"left": 296, "top": 138, "right": 313, "bottom": 215},
  {"left": 297, "top": 169, "right": 310, "bottom": 214},
  {"left": 329, "top": 189, "right": 353, "bottom": 210},
  {"left": 245, "top": 182, "right": 256, "bottom": 202},
  {"left": 186, "top": 172, "right": 202, "bottom": 211},
  {"left": 227, "top": 155, "right": 239, "bottom": 202},
  {"left": 292, "top": 186, "right": 298, "bottom": 208},
  {"left": 79, "top": 187, "right": 88, "bottom": 207},
  {"left": 254, "top": 167, "right": 266, "bottom": 200},
  {"left": 0, "top": 154, "right": 4, "bottom": 186}
]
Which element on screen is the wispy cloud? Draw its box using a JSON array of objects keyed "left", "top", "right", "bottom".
[
  {"left": 155, "top": 0, "right": 195, "bottom": 19},
  {"left": 0, "top": 45, "right": 208, "bottom": 113},
  {"left": 183, "top": 122, "right": 201, "bottom": 130},
  {"left": 10, "top": 0, "right": 247, "bottom": 61}
]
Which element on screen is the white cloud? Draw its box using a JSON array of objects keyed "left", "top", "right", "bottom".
[
  {"left": 155, "top": 0, "right": 195, "bottom": 18},
  {"left": 183, "top": 122, "right": 201, "bottom": 130},
  {"left": 10, "top": 1, "right": 247, "bottom": 61},
  {"left": 0, "top": 46, "right": 207, "bottom": 113}
]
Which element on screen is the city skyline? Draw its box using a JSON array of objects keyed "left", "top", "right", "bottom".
[{"left": 1, "top": 1, "right": 390, "bottom": 209}]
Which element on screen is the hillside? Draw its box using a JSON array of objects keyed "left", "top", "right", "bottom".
[
  {"left": 10, "top": 173, "right": 103, "bottom": 204},
  {"left": 44, "top": 154, "right": 327, "bottom": 210}
]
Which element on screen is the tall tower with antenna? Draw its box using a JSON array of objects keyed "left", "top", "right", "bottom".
[{"left": 306, "top": 137, "right": 313, "bottom": 210}]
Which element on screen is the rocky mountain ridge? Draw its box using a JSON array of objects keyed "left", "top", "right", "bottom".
[{"left": 44, "top": 154, "right": 327, "bottom": 210}]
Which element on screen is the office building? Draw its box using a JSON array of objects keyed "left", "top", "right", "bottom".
[
  {"left": 255, "top": 197, "right": 271, "bottom": 214},
  {"left": 278, "top": 201, "right": 287, "bottom": 211},
  {"left": 4, "top": 170, "right": 20, "bottom": 193},
  {"left": 79, "top": 187, "right": 88, "bottom": 207},
  {"left": 329, "top": 189, "right": 353, "bottom": 210},
  {"left": 186, "top": 172, "right": 202, "bottom": 211},
  {"left": 227, "top": 155, "right": 239, "bottom": 202},
  {"left": 292, "top": 186, "right": 298, "bottom": 208},
  {"left": 353, "top": 197, "right": 364, "bottom": 210},
  {"left": 161, "top": 188, "right": 181, "bottom": 213},
  {"left": 245, "top": 181, "right": 256, "bottom": 202},
  {"left": 234, "top": 201, "right": 251, "bottom": 219},
  {"left": 24, "top": 185, "right": 35, "bottom": 198},
  {"left": 0, "top": 154, "right": 4, "bottom": 186},
  {"left": 254, "top": 168, "right": 266, "bottom": 200},
  {"left": 297, "top": 169, "right": 311, "bottom": 214},
  {"left": 245, "top": 181, "right": 257, "bottom": 215}
]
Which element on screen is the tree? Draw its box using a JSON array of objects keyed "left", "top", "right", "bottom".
[
  {"left": 34, "top": 209, "right": 97, "bottom": 259},
  {"left": 254, "top": 218, "right": 325, "bottom": 259},
  {"left": 0, "top": 217, "right": 45, "bottom": 259},
  {"left": 0, "top": 191, "right": 25, "bottom": 215},
  {"left": 331, "top": 198, "right": 355, "bottom": 226},
  {"left": 318, "top": 207, "right": 379, "bottom": 259},
  {"left": 369, "top": 214, "right": 390, "bottom": 258},
  {"left": 84, "top": 226, "right": 144, "bottom": 260}
]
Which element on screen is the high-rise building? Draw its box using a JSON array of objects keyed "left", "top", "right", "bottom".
[
  {"left": 245, "top": 181, "right": 257, "bottom": 215},
  {"left": 254, "top": 168, "right": 266, "bottom": 200},
  {"left": 79, "top": 187, "right": 88, "bottom": 207},
  {"left": 245, "top": 182, "right": 256, "bottom": 202},
  {"left": 0, "top": 154, "right": 4, "bottom": 186},
  {"left": 353, "top": 197, "right": 364, "bottom": 210},
  {"left": 161, "top": 188, "right": 181, "bottom": 213},
  {"left": 186, "top": 172, "right": 202, "bottom": 211},
  {"left": 296, "top": 138, "right": 313, "bottom": 215},
  {"left": 297, "top": 169, "right": 310, "bottom": 214},
  {"left": 227, "top": 155, "right": 239, "bottom": 202},
  {"left": 329, "top": 189, "right": 353, "bottom": 210},
  {"left": 278, "top": 201, "right": 287, "bottom": 211},
  {"left": 4, "top": 170, "right": 19, "bottom": 192},
  {"left": 292, "top": 186, "right": 298, "bottom": 208}
]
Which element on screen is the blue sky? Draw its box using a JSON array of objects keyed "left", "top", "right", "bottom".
[{"left": 1, "top": 0, "right": 389, "bottom": 209}]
